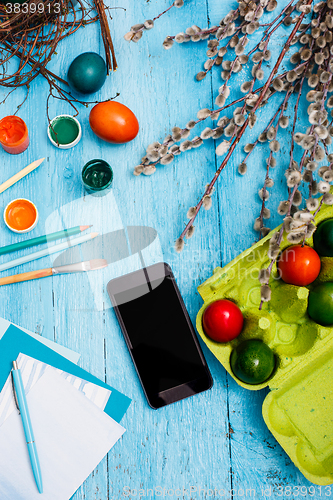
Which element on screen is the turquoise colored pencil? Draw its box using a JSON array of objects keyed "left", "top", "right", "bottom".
[
  {"left": 0, "top": 225, "right": 91, "bottom": 257},
  {"left": 0, "top": 232, "right": 99, "bottom": 273}
]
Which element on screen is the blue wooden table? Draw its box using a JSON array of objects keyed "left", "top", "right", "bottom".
[{"left": 0, "top": 0, "right": 330, "bottom": 498}]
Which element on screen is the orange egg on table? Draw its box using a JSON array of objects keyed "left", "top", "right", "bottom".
[
  {"left": 89, "top": 101, "right": 139, "bottom": 144},
  {"left": 4, "top": 199, "right": 38, "bottom": 233}
]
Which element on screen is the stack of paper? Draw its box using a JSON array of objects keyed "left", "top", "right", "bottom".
[
  {"left": 0, "top": 323, "right": 131, "bottom": 423},
  {"left": 0, "top": 320, "right": 131, "bottom": 500}
]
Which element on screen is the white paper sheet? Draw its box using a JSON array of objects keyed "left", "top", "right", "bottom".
[
  {"left": 0, "top": 353, "right": 111, "bottom": 427},
  {"left": 0, "top": 368, "right": 125, "bottom": 499}
]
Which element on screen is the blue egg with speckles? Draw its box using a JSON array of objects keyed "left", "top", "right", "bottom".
[{"left": 67, "top": 52, "right": 107, "bottom": 95}]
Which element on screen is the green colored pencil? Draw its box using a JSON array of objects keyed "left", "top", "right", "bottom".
[{"left": 0, "top": 225, "right": 92, "bottom": 256}]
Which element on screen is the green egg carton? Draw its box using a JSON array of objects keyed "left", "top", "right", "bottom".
[{"left": 196, "top": 202, "right": 333, "bottom": 485}]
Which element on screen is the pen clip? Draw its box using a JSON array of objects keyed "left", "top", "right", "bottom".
[{"left": 11, "top": 371, "right": 20, "bottom": 415}]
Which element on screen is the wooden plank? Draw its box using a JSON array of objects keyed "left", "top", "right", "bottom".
[{"left": 0, "top": 0, "right": 325, "bottom": 498}]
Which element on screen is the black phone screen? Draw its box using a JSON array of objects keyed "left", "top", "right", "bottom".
[{"left": 108, "top": 264, "right": 212, "bottom": 408}]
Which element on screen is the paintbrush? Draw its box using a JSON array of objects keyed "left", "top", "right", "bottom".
[{"left": 0, "top": 259, "right": 107, "bottom": 286}]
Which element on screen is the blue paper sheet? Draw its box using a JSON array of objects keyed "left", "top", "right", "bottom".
[
  {"left": 0, "top": 325, "right": 131, "bottom": 423},
  {"left": 0, "top": 317, "right": 80, "bottom": 364}
]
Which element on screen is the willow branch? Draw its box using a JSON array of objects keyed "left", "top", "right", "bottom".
[{"left": 178, "top": 1, "right": 313, "bottom": 242}]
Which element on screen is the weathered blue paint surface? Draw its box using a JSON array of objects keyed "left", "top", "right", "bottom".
[{"left": 0, "top": 1, "right": 330, "bottom": 499}]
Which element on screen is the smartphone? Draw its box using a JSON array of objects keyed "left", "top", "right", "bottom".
[{"left": 107, "top": 263, "right": 213, "bottom": 409}]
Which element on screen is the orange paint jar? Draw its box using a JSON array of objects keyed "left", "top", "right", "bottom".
[
  {"left": 0, "top": 116, "right": 29, "bottom": 154},
  {"left": 4, "top": 199, "right": 38, "bottom": 233}
]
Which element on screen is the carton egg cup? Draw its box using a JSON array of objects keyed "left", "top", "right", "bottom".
[{"left": 196, "top": 197, "right": 333, "bottom": 485}]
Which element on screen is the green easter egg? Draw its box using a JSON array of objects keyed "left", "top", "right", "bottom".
[
  {"left": 313, "top": 219, "right": 333, "bottom": 257},
  {"left": 308, "top": 282, "right": 333, "bottom": 326},
  {"left": 67, "top": 52, "right": 107, "bottom": 95},
  {"left": 230, "top": 339, "right": 275, "bottom": 385}
]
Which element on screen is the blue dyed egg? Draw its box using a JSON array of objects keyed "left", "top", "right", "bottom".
[{"left": 67, "top": 52, "right": 107, "bottom": 94}]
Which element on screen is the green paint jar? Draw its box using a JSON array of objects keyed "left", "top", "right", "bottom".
[
  {"left": 82, "top": 159, "right": 113, "bottom": 196},
  {"left": 48, "top": 115, "right": 82, "bottom": 149}
]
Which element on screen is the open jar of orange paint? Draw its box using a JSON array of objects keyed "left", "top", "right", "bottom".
[
  {"left": 0, "top": 116, "right": 29, "bottom": 154},
  {"left": 4, "top": 199, "right": 38, "bottom": 233}
]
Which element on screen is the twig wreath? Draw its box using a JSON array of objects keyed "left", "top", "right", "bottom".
[
  {"left": 0, "top": 0, "right": 117, "bottom": 117},
  {"left": 127, "top": 0, "right": 333, "bottom": 307}
]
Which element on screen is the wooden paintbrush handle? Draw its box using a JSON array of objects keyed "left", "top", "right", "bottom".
[{"left": 0, "top": 268, "right": 53, "bottom": 286}]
